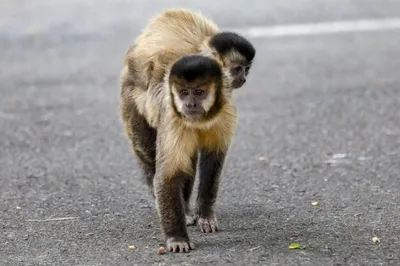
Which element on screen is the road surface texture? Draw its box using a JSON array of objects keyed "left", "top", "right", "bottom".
[{"left": 1, "top": 1, "right": 400, "bottom": 265}]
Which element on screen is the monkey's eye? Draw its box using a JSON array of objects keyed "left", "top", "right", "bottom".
[
  {"left": 233, "top": 66, "right": 242, "bottom": 73},
  {"left": 180, "top": 89, "right": 189, "bottom": 96},
  {"left": 194, "top": 89, "right": 205, "bottom": 96}
]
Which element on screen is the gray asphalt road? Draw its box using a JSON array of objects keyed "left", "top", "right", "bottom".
[{"left": 1, "top": 1, "right": 400, "bottom": 265}]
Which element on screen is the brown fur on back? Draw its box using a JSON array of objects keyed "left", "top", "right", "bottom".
[{"left": 124, "top": 8, "right": 220, "bottom": 90}]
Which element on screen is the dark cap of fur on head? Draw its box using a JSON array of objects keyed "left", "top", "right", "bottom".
[
  {"left": 209, "top": 32, "right": 256, "bottom": 63},
  {"left": 170, "top": 55, "right": 222, "bottom": 82}
]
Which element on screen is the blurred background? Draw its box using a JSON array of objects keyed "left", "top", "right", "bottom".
[{"left": 1, "top": 1, "right": 400, "bottom": 265}]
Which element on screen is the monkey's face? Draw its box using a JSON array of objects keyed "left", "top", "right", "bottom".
[
  {"left": 169, "top": 55, "right": 223, "bottom": 121},
  {"left": 229, "top": 64, "right": 251, "bottom": 89},
  {"left": 172, "top": 83, "right": 216, "bottom": 121}
]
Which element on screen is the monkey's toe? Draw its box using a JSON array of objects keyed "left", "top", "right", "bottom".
[
  {"left": 166, "top": 237, "right": 195, "bottom": 253},
  {"left": 198, "top": 216, "right": 218, "bottom": 233}
]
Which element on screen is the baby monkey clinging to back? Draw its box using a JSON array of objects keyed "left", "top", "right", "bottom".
[{"left": 120, "top": 8, "right": 255, "bottom": 253}]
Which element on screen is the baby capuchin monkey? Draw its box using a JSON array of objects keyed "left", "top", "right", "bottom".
[{"left": 120, "top": 8, "right": 255, "bottom": 253}]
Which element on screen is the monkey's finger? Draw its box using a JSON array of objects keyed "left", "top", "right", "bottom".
[
  {"left": 181, "top": 243, "right": 189, "bottom": 253},
  {"left": 207, "top": 225, "right": 213, "bottom": 233},
  {"left": 189, "top": 242, "right": 196, "bottom": 250},
  {"left": 200, "top": 225, "right": 206, "bottom": 233},
  {"left": 210, "top": 224, "right": 218, "bottom": 233},
  {"left": 202, "top": 222, "right": 212, "bottom": 233}
]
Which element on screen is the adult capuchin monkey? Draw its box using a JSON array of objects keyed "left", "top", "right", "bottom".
[{"left": 120, "top": 8, "right": 256, "bottom": 253}]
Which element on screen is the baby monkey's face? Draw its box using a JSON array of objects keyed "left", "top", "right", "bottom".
[
  {"left": 172, "top": 81, "right": 216, "bottom": 121},
  {"left": 222, "top": 50, "right": 253, "bottom": 89},
  {"left": 229, "top": 64, "right": 251, "bottom": 89}
]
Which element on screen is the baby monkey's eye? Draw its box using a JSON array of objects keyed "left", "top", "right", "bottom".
[
  {"left": 180, "top": 89, "right": 189, "bottom": 96},
  {"left": 233, "top": 66, "right": 242, "bottom": 73},
  {"left": 194, "top": 89, "right": 204, "bottom": 96}
]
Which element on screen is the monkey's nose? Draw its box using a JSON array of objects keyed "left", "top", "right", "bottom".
[
  {"left": 186, "top": 102, "right": 196, "bottom": 108},
  {"left": 240, "top": 77, "right": 246, "bottom": 83}
]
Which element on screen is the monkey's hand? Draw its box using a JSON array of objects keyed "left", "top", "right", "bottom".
[
  {"left": 198, "top": 215, "right": 218, "bottom": 233},
  {"left": 166, "top": 237, "right": 195, "bottom": 253}
]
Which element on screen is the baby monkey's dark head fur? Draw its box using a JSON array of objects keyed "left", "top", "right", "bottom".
[
  {"left": 169, "top": 55, "right": 225, "bottom": 122},
  {"left": 209, "top": 32, "right": 256, "bottom": 89}
]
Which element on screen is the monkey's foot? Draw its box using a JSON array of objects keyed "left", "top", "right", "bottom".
[
  {"left": 198, "top": 216, "right": 218, "bottom": 233},
  {"left": 166, "top": 237, "right": 195, "bottom": 253}
]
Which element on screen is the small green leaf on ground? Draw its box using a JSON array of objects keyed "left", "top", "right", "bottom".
[
  {"left": 289, "top": 243, "right": 305, "bottom": 249},
  {"left": 311, "top": 201, "right": 319, "bottom": 206},
  {"left": 128, "top": 245, "right": 136, "bottom": 249}
]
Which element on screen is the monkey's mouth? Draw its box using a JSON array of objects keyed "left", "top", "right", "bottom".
[
  {"left": 182, "top": 110, "right": 204, "bottom": 120},
  {"left": 233, "top": 79, "right": 246, "bottom": 88}
]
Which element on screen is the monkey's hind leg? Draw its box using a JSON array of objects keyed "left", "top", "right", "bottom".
[
  {"left": 135, "top": 153, "right": 156, "bottom": 195},
  {"left": 126, "top": 109, "right": 157, "bottom": 196},
  {"left": 193, "top": 149, "right": 227, "bottom": 233}
]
